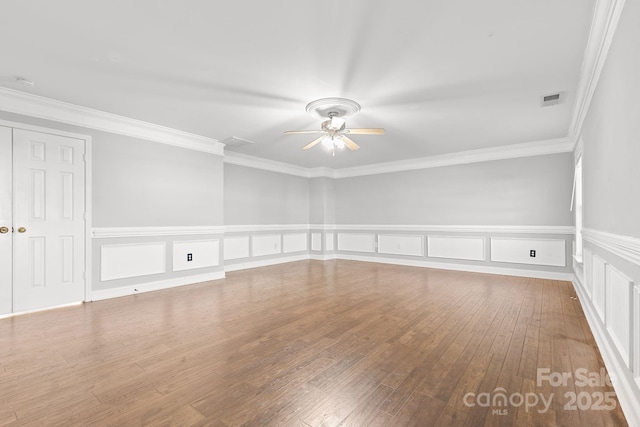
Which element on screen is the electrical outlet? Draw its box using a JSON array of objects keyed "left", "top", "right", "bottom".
[
  {"left": 530, "top": 250, "right": 536, "bottom": 257},
  {"left": 187, "top": 253, "right": 193, "bottom": 262}
]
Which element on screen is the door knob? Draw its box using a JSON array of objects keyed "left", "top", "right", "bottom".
[
  {"left": 0, "top": 226, "right": 8, "bottom": 234},
  {"left": 17, "top": 227, "right": 26, "bottom": 233}
]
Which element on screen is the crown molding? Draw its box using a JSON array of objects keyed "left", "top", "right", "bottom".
[
  {"left": 574, "top": 136, "right": 584, "bottom": 161},
  {"left": 332, "top": 138, "right": 572, "bottom": 178},
  {"left": 223, "top": 151, "right": 311, "bottom": 177},
  {"left": 0, "top": 87, "right": 224, "bottom": 155},
  {"left": 308, "top": 167, "right": 336, "bottom": 179},
  {"left": 224, "top": 137, "right": 572, "bottom": 179},
  {"left": 224, "top": 151, "right": 336, "bottom": 178},
  {"left": 0, "top": 86, "right": 575, "bottom": 173},
  {"left": 569, "top": 0, "right": 627, "bottom": 145}
]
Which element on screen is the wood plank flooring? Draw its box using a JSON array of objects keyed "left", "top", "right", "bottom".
[{"left": 0, "top": 260, "right": 628, "bottom": 426}]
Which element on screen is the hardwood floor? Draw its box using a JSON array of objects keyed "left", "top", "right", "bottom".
[{"left": 0, "top": 260, "right": 628, "bottom": 426}]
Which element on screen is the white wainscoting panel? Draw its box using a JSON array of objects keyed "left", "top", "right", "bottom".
[
  {"left": 311, "top": 233, "right": 322, "bottom": 252},
  {"left": 378, "top": 234, "right": 424, "bottom": 257},
  {"left": 583, "top": 248, "right": 593, "bottom": 298},
  {"left": 428, "top": 236, "right": 485, "bottom": 261},
  {"left": 592, "top": 254, "right": 607, "bottom": 322},
  {"left": 283, "top": 233, "right": 308, "bottom": 254},
  {"left": 325, "top": 233, "right": 335, "bottom": 251},
  {"left": 490, "top": 238, "right": 565, "bottom": 267},
  {"left": 173, "top": 239, "right": 220, "bottom": 272},
  {"left": 101, "top": 242, "right": 166, "bottom": 281},
  {"left": 605, "top": 265, "right": 633, "bottom": 368},
  {"left": 224, "top": 236, "right": 250, "bottom": 261},
  {"left": 337, "top": 233, "right": 375, "bottom": 253},
  {"left": 252, "top": 234, "right": 282, "bottom": 257}
]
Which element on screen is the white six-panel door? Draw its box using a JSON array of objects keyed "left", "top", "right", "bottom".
[
  {"left": 0, "top": 127, "right": 86, "bottom": 314},
  {"left": 0, "top": 127, "right": 12, "bottom": 314}
]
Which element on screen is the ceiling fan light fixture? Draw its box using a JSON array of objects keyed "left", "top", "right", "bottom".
[
  {"left": 322, "top": 136, "right": 334, "bottom": 149},
  {"left": 287, "top": 97, "right": 381, "bottom": 154}
]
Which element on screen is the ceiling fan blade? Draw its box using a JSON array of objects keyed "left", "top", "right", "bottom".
[
  {"left": 303, "top": 136, "right": 324, "bottom": 150},
  {"left": 342, "top": 136, "right": 360, "bottom": 151},
  {"left": 345, "top": 128, "right": 385, "bottom": 135},
  {"left": 284, "top": 130, "right": 325, "bottom": 135}
]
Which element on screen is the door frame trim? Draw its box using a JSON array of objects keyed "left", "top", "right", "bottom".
[{"left": 0, "top": 119, "right": 93, "bottom": 304}]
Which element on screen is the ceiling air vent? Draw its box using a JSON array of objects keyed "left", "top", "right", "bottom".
[{"left": 541, "top": 92, "right": 563, "bottom": 107}]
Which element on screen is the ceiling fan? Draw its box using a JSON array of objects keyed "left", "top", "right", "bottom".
[{"left": 284, "top": 98, "right": 384, "bottom": 155}]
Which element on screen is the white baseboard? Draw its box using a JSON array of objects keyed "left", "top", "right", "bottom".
[
  {"left": 0, "top": 301, "right": 84, "bottom": 320},
  {"left": 310, "top": 253, "right": 338, "bottom": 261},
  {"left": 336, "top": 254, "right": 574, "bottom": 281},
  {"left": 224, "top": 251, "right": 571, "bottom": 281},
  {"left": 91, "top": 271, "right": 226, "bottom": 301},
  {"left": 572, "top": 277, "right": 640, "bottom": 427},
  {"left": 224, "top": 254, "right": 310, "bottom": 272}
]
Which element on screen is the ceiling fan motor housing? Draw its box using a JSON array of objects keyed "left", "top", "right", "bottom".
[{"left": 322, "top": 117, "right": 347, "bottom": 134}]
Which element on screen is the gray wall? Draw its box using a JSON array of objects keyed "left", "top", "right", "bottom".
[
  {"left": 580, "top": 0, "right": 640, "bottom": 239},
  {"left": 309, "top": 177, "right": 335, "bottom": 224},
  {"left": 2, "top": 109, "right": 573, "bottom": 231},
  {"left": 0, "top": 111, "right": 224, "bottom": 227},
  {"left": 93, "top": 136, "right": 222, "bottom": 227},
  {"left": 334, "top": 153, "right": 574, "bottom": 226},
  {"left": 224, "top": 163, "right": 310, "bottom": 225}
]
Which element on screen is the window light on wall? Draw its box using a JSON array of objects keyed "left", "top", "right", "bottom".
[{"left": 571, "top": 154, "right": 583, "bottom": 262}]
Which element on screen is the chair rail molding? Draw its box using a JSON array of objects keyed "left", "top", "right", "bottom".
[
  {"left": 92, "top": 226, "right": 226, "bottom": 238},
  {"left": 225, "top": 224, "right": 311, "bottom": 233},
  {"left": 328, "top": 224, "right": 575, "bottom": 234},
  {"left": 582, "top": 228, "right": 640, "bottom": 266},
  {"left": 224, "top": 224, "right": 574, "bottom": 234}
]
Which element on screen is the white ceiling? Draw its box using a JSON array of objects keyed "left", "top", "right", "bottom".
[{"left": 0, "top": 0, "right": 594, "bottom": 169}]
